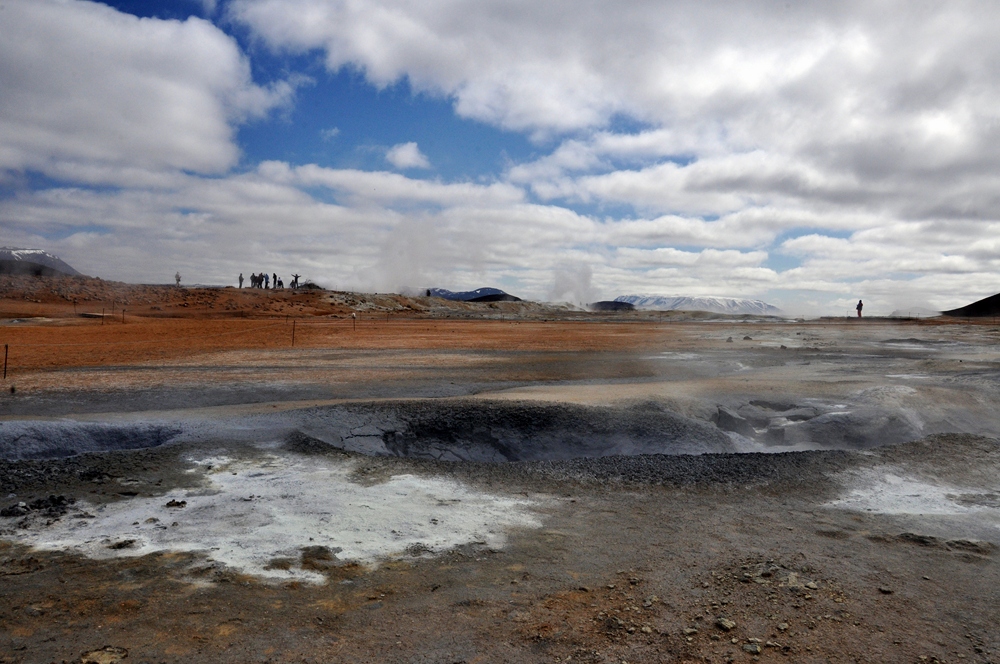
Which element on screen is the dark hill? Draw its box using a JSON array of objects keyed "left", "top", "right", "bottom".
[
  {"left": 942, "top": 292, "right": 1000, "bottom": 317},
  {"left": 467, "top": 293, "right": 521, "bottom": 302},
  {"left": 589, "top": 301, "right": 635, "bottom": 312},
  {"left": 427, "top": 287, "right": 521, "bottom": 302},
  {"left": 0, "top": 248, "right": 81, "bottom": 277}
]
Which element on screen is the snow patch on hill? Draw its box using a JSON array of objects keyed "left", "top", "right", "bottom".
[
  {"left": 615, "top": 295, "right": 782, "bottom": 316},
  {"left": 0, "top": 247, "right": 80, "bottom": 276}
]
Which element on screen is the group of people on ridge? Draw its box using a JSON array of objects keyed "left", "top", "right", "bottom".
[{"left": 239, "top": 272, "right": 300, "bottom": 289}]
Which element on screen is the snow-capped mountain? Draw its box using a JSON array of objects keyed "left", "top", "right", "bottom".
[
  {"left": 0, "top": 247, "right": 81, "bottom": 277},
  {"left": 615, "top": 295, "right": 782, "bottom": 315}
]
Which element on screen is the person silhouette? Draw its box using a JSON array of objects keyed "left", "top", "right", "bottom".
[
  {"left": 238, "top": 273, "right": 244, "bottom": 288},
  {"left": 175, "top": 272, "right": 181, "bottom": 287},
  {"left": 856, "top": 300, "right": 863, "bottom": 318},
  {"left": 291, "top": 274, "right": 301, "bottom": 288}
]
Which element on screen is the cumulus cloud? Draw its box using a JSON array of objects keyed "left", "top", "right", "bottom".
[
  {"left": 5, "top": 0, "right": 1000, "bottom": 314},
  {"left": 385, "top": 142, "right": 431, "bottom": 170},
  {"left": 4, "top": 158, "right": 998, "bottom": 313},
  {"left": 230, "top": 1, "right": 1000, "bottom": 221},
  {"left": 0, "top": 0, "right": 294, "bottom": 184}
]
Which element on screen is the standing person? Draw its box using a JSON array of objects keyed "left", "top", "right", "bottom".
[
  {"left": 175, "top": 271, "right": 181, "bottom": 287},
  {"left": 238, "top": 273, "right": 244, "bottom": 288},
  {"left": 264, "top": 273, "right": 270, "bottom": 289},
  {"left": 272, "top": 273, "right": 278, "bottom": 289},
  {"left": 856, "top": 300, "right": 863, "bottom": 318}
]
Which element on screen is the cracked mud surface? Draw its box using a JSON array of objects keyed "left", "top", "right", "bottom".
[{"left": 2, "top": 286, "right": 1000, "bottom": 663}]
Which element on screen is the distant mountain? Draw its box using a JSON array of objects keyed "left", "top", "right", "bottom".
[
  {"left": 942, "top": 292, "right": 1000, "bottom": 317},
  {"left": 427, "top": 287, "right": 522, "bottom": 302},
  {"left": 0, "top": 247, "right": 81, "bottom": 277},
  {"left": 615, "top": 294, "right": 782, "bottom": 315}
]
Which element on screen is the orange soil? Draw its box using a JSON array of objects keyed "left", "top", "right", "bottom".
[{"left": 0, "top": 317, "right": 674, "bottom": 373}]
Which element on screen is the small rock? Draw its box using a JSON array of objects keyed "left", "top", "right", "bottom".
[
  {"left": 0, "top": 502, "right": 29, "bottom": 517},
  {"left": 878, "top": 587, "right": 894, "bottom": 594},
  {"left": 716, "top": 617, "right": 737, "bottom": 631},
  {"left": 80, "top": 646, "right": 128, "bottom": 663},
  {"left": 805, "top": 581, "right": 818, "bottom": 590},
  {"left": 165, "top": 499, "right": 187, "bottom": 508},
  {"left": 742, "top": 643, "right": 762, "bottom": 654},
  {"left": 726, "top": 337, "right": 733, "bottom": 342},
  {"left": 777, "top": 623, "right": 789, "bottom": 631},
  {"left": 743, "top": 336, "right": 752, "bottom": 341},
  {"left": 640, "top": 625, "right": 652, "bottom": 634},
  {"left": 683, "top": 628, "right": 699, "bottom": 635}
]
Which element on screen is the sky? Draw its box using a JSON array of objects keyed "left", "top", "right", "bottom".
[{"left": 2, "top": 0, "right": 1000, "bottom": 314}]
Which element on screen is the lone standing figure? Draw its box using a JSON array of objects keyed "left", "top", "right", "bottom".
[
  {"left": 175, "top": 271, "right": 181, "bottom": 287},
  {"left": 238, "top": 273, "right": 244, "bottom": 288},
  {"left": 856, "top": 300, "right": 863, "bottom": 318}
]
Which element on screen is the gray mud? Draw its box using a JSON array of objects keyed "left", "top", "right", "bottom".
[
  {"left": 0, "top": 421, "right": 181, "bottom": 460},
  {"left": 0, "top": 400, "right": 736, "bottom": 463},
  {"left": 286, "top": 399, "right": 735, "bottom": 461},
  {"left": 0, "top": 391, "right": 978, "bottom": 465}
]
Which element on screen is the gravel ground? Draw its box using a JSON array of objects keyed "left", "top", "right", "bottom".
[{"left": 1, "top": 286, "right": 999, "bottom": 663}]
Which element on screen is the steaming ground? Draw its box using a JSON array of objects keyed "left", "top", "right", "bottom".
[{"left": 2, "top": 315, "right": 1000, "bottom": 662}]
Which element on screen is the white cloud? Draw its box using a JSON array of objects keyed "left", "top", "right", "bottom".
[
  {"left": 385, "top": 142, "right": 431, "bottom": 170},
  {"left": 0, "top": 0, "right": 294, "bottom": 184},
  {"left": 5, "top": 159, "right": 1000, "bottom": 313},
  {"left": 229, "top": 0, "right": 1000, "bottom": 221},
  {"left": 5, "top": 1, "right": 1000, "bottom": 315}
]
